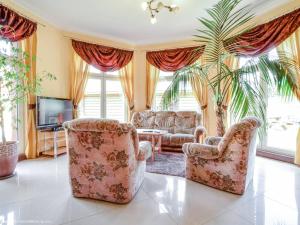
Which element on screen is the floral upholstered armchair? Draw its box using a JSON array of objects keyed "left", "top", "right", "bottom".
[
  {"left": 183, "top": 117, "right": 261, "bottom": 195},
  {"left": 63, "top": 119, "right": 152, "bottom": 203}
]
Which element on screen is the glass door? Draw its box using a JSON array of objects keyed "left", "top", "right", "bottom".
[
  {"left": 239, "top": 49, "right": 300, "bottom": 157},
  {"left": 263, "top": 92, "right": 300, "bottom": 156}
]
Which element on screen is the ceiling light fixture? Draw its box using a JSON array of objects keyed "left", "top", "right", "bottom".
[{"left": 141, "top": 0, "right": 180, "bottom": 24}]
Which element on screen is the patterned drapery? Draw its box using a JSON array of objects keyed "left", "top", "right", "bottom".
[
  {"left": 0, "top": 4, "right": 37, "bottom": 42},
  {"left": 224, "top": 8, "right": 300, "bottom": 57},
  {"left": 72, "top": 40, "right": 133, "bottom": 72},
  {"left": 146, "top": 46, "right": 205, "bottom": 72}
]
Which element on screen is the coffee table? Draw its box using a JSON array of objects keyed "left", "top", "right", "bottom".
[{"left": 137, "top": 129, "right": 168, "bottom": 161}]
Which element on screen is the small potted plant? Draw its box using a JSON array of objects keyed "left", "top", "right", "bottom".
[{"left": 0, "top": 41, "right": 55, "bottom": 179}]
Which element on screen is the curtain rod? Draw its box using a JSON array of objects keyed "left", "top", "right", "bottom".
[
  {"left": 0, "top": 3, "right": 46, "bottom": 27},
  {"left": 63, "top": 35, "right": 135, "bottom": 51}
]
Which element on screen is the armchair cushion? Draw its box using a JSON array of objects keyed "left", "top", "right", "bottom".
[
  {"left": 137, "top": 141, "right": 152, "bottom": 161},
  {"left": 183, "top": 143, "right": 221, "bottom": 160}
]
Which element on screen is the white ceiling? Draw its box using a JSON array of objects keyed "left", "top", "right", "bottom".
[{"left": 13, "top": 0, "right": 293, "bottom": 45}]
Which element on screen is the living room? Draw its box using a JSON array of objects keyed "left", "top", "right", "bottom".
[{"left": 0, "top": 0, "right": 300, "bottom": 224}]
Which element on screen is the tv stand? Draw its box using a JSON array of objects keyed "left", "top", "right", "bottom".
[{"left": 37, "top": 128, "right": 67, "bottom": 158}]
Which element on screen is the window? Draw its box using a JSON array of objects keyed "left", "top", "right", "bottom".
[
  {"left": 0, "top": 40, "right": 17, "bottom": 142},
  {"left": 239, "top": 49, "right": 300, "bottom": 156},
  {"left": 79, "top": 67, "right": 127, "bottom": 122},
  {"left": 153, "top": 71, "right": 200, "bottom": 112}
]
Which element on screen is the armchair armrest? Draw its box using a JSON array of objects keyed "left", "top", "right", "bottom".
[
  {"left": 183, "top": 143, "right": 221, "bottom": 160},
  {"left": 137, "top": 141, "right": 152, "bottom": 161},
  {"left": 204, "top": 136, "right": 223, "bottom": 146},
  {"left": 194, "top": 125, "right": 206, "bottom": 143}
]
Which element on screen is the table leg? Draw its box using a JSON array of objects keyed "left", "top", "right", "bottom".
[
  {"left": 151, "top": 135, "right": 155, "bottom": 161},
  {"left": 157, "top": 136, "right": 162, "bottom": 153}
]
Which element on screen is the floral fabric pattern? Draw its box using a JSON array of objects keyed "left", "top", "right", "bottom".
[
  {"left": 63, "top": 119, "right": 152, "bottom": 203},
  {"left": 132, "top": 111, "right": 205, "bottom": 152},
  {"left": 183, "top": 117, "right": 261, "bottom": 195}
]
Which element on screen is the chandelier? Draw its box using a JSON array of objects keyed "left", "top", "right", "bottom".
[{"left": 141, "top": 0, "right": 180, "bottom": 24}]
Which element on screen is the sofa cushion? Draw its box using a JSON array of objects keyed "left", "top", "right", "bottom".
[
  {"left": 162, "top": 133, "right": 195, "bottom": 147},
  {"left": 161, "top": 133, "right": 173, "bottom": 146},
  {"left": 154, "top": 111, "right": 176, "bottom": 133},
  {"left": 133, "top": 111, "right": 155, "bottom": 128},
  {"left": 174, "top": 111, "right": 197, "bottom": 134}
]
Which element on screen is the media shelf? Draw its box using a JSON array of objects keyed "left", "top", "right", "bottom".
[{"left": 37, "top": 128, "right": 67, "bottom": 158}]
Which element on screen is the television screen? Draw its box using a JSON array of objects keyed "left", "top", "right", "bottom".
[{"left": 37, "top": 97, "right": 73, "bottom": 129}]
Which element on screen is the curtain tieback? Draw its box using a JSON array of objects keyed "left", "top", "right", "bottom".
[
  {"left": 146, "top": 105, "right": 151, "bottom": 110},
  {"left": 201, "top": 104, "right": 208, "bottom": 110},
  {"left": 73, "top": 104, "right": 78, "bottom": 110},
  {"left": 28, "top": 104, "right": 36, "bottom": 110},
  {"left": 129, "top": 105, "right": 135, "bottom": 111}
]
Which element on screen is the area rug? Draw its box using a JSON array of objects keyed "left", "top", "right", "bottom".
[{"left": 146, "top": 152, "right": 185, "bottom": 177}]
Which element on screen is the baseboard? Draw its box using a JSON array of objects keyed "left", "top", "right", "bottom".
[
  {"left": 257, "top": 150, "right": 294, "bottom": 164},
  {"left": 18, "top": 153, "right": 27, "bottom": 162}
]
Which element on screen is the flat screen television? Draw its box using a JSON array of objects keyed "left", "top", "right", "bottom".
[{"left": 36, "top": 96, "right": 73, "bottom": 130}]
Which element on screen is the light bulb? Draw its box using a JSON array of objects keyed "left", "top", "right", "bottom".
[
  {"left": 150, "top": 16, "right": 157, "bottom": 24},
  {"left": 170, "top": 5, "right": 179, "bottom": 12},
  {"left": 141, "top": 2, "right": 148, "bottom": 11},
  {"left": 157, "top": 2, "right": 164, "bottom": 10}
]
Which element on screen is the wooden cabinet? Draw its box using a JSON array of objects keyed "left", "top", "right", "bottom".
[{"left": 37, "top": 129, "right": 67, "bottom": 157}]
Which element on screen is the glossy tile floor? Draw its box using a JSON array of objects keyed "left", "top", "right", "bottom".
[{"left": 0, "top": 156, "right": 299, "bottom": 225}]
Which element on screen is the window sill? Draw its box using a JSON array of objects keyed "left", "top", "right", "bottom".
[{"left": 257, "top": 148, "right": 295, "bottom": 164}]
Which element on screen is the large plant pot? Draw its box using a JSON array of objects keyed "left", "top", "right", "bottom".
[{"left": 0, "top": 141, "right": 18, "bottom": 179}]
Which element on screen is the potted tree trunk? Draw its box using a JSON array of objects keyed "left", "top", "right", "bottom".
[{"left": 0, "top": 42, "right": 54, "bottom": 179}]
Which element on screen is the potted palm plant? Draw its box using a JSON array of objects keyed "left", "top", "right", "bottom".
[
  {"left": 161, "top": 0, "right": 300, "bottom": 137},
  {"left": 0, "top": 42, "right": 55, "bottom": 179}
]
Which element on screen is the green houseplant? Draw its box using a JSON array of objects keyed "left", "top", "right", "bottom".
[
  {"left": 0, "top": 42, "right": 55, "bottom": 179},
  {"left": 161, "top": 0, "right": 300, "bottom": 137}
]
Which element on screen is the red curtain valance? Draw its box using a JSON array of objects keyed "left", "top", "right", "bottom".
[
  {"left": 146, "top": 46, "right": 204, "bottom": 72},
  {"left": 224, "top": 8, "right": 300, "bottom": 57},
  {"left": 72, "top": 40, "right": 133, "bottom": 72},
  {"left": 0, "top": 4, "right": 37, "bottom": 42}
]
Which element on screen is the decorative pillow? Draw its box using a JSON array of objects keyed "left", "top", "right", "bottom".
[{"left": 154, "top": 111, "right": 175, "bottom": 133}]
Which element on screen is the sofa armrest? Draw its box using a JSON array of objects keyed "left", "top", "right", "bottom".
[
  {"left": 137, "top": 141, "right": 152, "bottom": 161},
  {"left": 194, "top": 125, "right": 206, "bottom": 142},
  {"left": 183, "top": 143, "right": 221, "bottom": 160},
  {"left": 131, "top": 112, "right": 139, "bottom": 127},
  {"left": 204, "top": 136, "right": 223, "bottom": 146}
]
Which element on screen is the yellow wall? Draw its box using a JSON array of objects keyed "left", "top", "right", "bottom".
[{"left": 36, "top": 26, "right": 70, "bottom": 98}]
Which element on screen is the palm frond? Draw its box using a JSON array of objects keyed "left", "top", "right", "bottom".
[
  {"left": 160, "top": 64, "right": 207, "bottom": 109},
  {"left": 227, "top": 54, "right": 300, "bottom": 137},
  {"left": 195, "top": 0, "right": 253, "bottom": 64}
]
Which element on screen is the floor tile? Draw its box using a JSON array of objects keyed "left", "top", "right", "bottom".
[
  {"left": 232, "top": 195, "right": 300, "bottom": 225},
  {"left": 0, "top": 191, "right": 113, "bottom": 225},
  {"left": 202, "top": 211, "right": 253, "bottom": 225},
  {"left": 62, "top": 199, "right": 177, "bottom": 225},
  {"left": 142, "top": 173, "right": 254, "bottom": 225}
]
